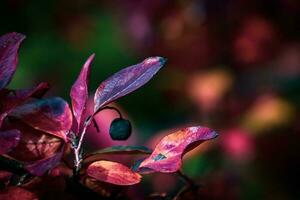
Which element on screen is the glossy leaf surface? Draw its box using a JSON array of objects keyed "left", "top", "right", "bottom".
[
  {"left": 0, "top": 32, "right": 26, "bottom": 90},
  {"left": 10, "top": 97, "right": 72, "bottom": 141},
  {"left": 94, "top": 57, "right": 166, "bottom": 112},
  {"left": 70, "top": 54, "right": 94, "bottom": 132},
  {"left": 87, "top": 160, "right": 141, "bottom": 185},
  {"left": 138, "top": 126, "right": 218, "bottom": 173}
]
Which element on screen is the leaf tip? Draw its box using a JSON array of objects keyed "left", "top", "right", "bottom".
[
  {"left": 158, "top": 57, "right": 167, "bottom": 66},
  {"left": 16, "top": 32, "right": 26, "bottom": 41},
  {"left": 212, "top": 130, "right": 219, "bottom": 139},
  {"left": 144, "top": 56, "right": 167, "bottom": 67},
  {"left": 4, "top": 32, "right": 26, "bottom": 43},
  {"left": 87, "top": 53, "right": 95, "bottom": 62}
]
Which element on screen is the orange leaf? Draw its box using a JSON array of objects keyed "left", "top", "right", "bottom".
[{"left": 87, "top": 160, "right": 141, "bottom": 186}]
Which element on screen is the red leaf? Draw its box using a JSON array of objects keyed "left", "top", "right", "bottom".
[
  {"left": 94, "top": 57, "right": 166, "bottom": 113},
  {"left": 0, "top": 32, "right": 26, "bottom": 90},
  {"left": 7, "top": 121, "right": 62, "bottom": 162},
  {"left": 26, "top": 145, "right": 64, "bottom": 176},
  {"left": 0, "top": 82, "right": 49, "bottom": 126},
  {"left": 87, "top": 160, "right": 141, "bottom": 185},
  {"left": 138, "top": 126, "right": 218, "bottom": 173},
  {"left": 0, "top": 187, "right": 37, "bottom": 200},
  {"left": 70, "top": 54, "right": 94, "bottom": 132},
  {"left": 9, "top": 97, "right": 72, "bottom": 141},
  {"left": 0, "top": 129, "right": 21, "bottom": 154},
  {"left": 0, "top": 171, "right": 12, "bottom": 184}
]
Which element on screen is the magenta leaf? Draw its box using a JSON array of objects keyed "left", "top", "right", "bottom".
[
  {"left": 87, "top": 160, "right": 142, "bottom": 185},
  {"left": 9, "top": 97, "right": 72, "bottom": 141},
  {"left": 26, "top": 145, "right": 64, "bottom": 176},
  {"left": 0, "top": 32, "right": 26, "bottom": 90},
  {"left": 70, "top": 54, "right": 94, "bottom": 132},
  {"left": 94, "top": 57, "right": 166, "bottom": 113},
  {"left": 138, "top": 126, "right": 218, "bottom": 173},
  {"left": 0, "top": 129, "right": 21, "bottom": 154},
  {"left": 0, "top": 82, "right": 50, "bottom": 126}
]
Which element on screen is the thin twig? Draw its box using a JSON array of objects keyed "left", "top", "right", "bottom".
[
  {"left": 72, "top": 106, "right": 123, "bottom": 175},
  {"left": 177, "top": 171, "right": 196, "bottom": 187},
  {"left": 94, "top": 106, "right": 123, "bottom": 118},
  {"left": 92, "top": 118, "right": 100, "bottom": 133},
  {"left": 173, "top": 171, "right": 199, "bottom": 200},
  {"left": 73, "top": 116, "right": 93, "bottom": 174}
]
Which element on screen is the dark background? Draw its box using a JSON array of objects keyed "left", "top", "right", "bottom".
[{"left": 1, "top": 0, "right": 300, "bottom": 199}]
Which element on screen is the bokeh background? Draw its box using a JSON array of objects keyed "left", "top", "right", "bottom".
[{"left": 1, "top": 0, "right": 300, "bottom": 199}]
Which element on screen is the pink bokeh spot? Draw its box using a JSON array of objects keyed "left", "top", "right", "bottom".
[{"left": 221, "top": 128, "right": 255, "bottom": 162}]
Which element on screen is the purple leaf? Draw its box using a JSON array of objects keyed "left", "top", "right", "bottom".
[
  {"left": 9, "top": 97, "right": 72, "bottom": 141},
  {"left": 138, "top": 126, "right": 218, "bottom": 173},
  {"left": 0, "top": 32, "right": 26, "bottom": 90},
  {"left": 26, "top": 145, "right": 64, "bottom": 176},
  {"left": 70, "top": 54, "right": 94, "bottom": 132},
  {"left": 0, "top": 82, "right": 50, "bottom": 127},
  {"left": 0, "top": 129, "right": 21, "bottom": 154},
  {"left": 94, "top": 57, "right": 166, "bottom": 113}
]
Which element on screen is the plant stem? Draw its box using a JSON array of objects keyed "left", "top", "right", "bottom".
[
  {"left": 72, "top": 106, "right": 122, "bottom": 175},
  {"left": 177, "top": 170, "right": 196, "bottom": 187},
  {"left": 94, "top": 106, "right": 123, "bottom": 118},
  {"left": 73, "top": 116, "right": 93, "bottom": 175}
]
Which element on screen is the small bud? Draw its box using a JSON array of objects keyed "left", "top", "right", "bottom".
[{"left": 109, "top": 118, "right": 132, "bottom": 140}]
